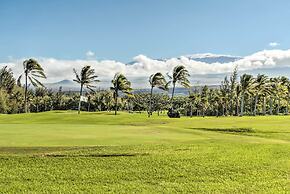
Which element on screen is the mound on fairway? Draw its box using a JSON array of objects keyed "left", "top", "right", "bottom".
[{"left": 0, "top": 111, "right": 289, "bottom": 193}]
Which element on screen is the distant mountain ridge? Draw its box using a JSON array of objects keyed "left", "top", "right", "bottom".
[
  {"left": 45, "top": 80, "right": 219, "bottom": 95},
  {"left": 45, "top": 79, "right": 79, "bottom": 91},
  {"left": 183, "top": 53, "right": 242, "bottom": 64},
  {"left": 128, "top": 53, "right": 242, "bottom": 65}
]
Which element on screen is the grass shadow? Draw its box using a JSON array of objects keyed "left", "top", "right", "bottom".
[
  {"left": 41, "top": 153, "right": 149, "bottom": 158},
  {"left": 191, "top": 127, "right": 255, "bottom": 133}
]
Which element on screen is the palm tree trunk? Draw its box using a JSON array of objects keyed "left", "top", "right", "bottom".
[
  {"left": 286, "top": 93, "right": 289, "bottom": 115},
  {"left": 253, "top": 94, "right": 258, "bottom": 116},
  {"left": 216, "top": 103, "right": 219, "bottom": 117},
  {"left": 114, "top": 90, "right": 118, "bottom": 115},
  {"left": 277, "top": 98, "right": 280, "bottom": 115},
  {"left": 24, "top": 72, "right": 28, "bottom": 113},
  {"left": 240, "top": 93, "right": 244, "bottom": 116},
  {"left": 269, "top": 97, "right": 273, "bottom": 115},
  {"left": 225, "top": 100, "right": 228, "bottom": 116},
  {"left": 190, "top": 102, "right": 193, "bottom": 118},
  {"left": 171, "top": 82, "right": 176, "bottom": 107},
  {"left": 230, "top": 99, "right": 233, "bottom": 116},
  {"left": 78, "top": 84, "right": 83, "bottom": 114},
  {"left": 263, "top": 97, "right": 266, "bottom": 115},
  {"left": 236, "top": 96, "right": 239, "bottom": 116},
  {"left": 88, "top": 101, "right": 90, "bottom": 112},
  {"left": 148, "top": 86, "right": 153, "bottom": 117}
]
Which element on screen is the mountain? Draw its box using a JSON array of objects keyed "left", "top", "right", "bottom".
[
  {"left": 134, "top": 85, "right": 219, "bottom": 95},
  {"left": 128, "top": 53, "right": 242, "bottom": 65},
  {"left": 45, "top": 79, "right": 79, "bottom": 91},
  {"left": 45, "top": 79, "right": 219, "bottom": 95},
  {"left": 183, "top": 53, "right": 242, "bottom": 64}
]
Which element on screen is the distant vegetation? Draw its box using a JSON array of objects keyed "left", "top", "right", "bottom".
[{"left": 1, "top": 59, "right": 290, "bottom": 116}]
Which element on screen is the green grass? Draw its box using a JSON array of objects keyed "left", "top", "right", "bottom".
[{"left": 0, "top": 111, "right": 289, "bottom": 193}]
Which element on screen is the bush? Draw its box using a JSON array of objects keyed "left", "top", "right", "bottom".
[{"left": 167, "top": 108, "right": 180, "bottom": 118}]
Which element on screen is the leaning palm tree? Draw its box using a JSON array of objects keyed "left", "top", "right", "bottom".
[
  {"left": 168, "top": 65, "right": 190, "bottom": 104},
  {"left": 239, "top": 74, "right": 254, "bottom": 116},
  {"left": 17, "top": 59, "right": 46, "bottom": 113},
  {"left": 148, "top": 72, "right": 169, "bottom": 117},
  {"left": 110, "top": 73, "right": 132, "bottom": 115},
  {"left": 73, "top": 65, "right": 100, "bottom": 114}
]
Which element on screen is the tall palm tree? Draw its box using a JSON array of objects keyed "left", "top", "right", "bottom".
[
  {"left": 168, "top": 65, "right": 190, "bottom": 105},
  {"left": 111, "top": 73, "right": 132, "bottom": 115},
  {"left": 17, "top": 59, "right": 46, "bottom": 113},
  {"left": 253, "top": 74, "right": 270, "bottom": 116},
  {"left": 235, "top": 84, "right": 242, "bottom": 116},
  {"left": 73, "top": 65, "right": 100, "bottom": 114},
  {"left": 240, "top": 74, "right": 254, "bottom": 116},
  {"left": 229, "top": 66, "right": 238, "bottom": 115},
  {"left": 220, "top": 76, "right": 230, "bottom": 116},
  {"left": 148, "top": 72, "right": 169, "bottom": 117}
]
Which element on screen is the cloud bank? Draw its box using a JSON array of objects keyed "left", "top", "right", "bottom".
[{"left": 1, "top": 49, "right": 290, "bottom": 88}]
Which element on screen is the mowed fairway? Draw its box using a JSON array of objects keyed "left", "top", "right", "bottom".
[{"left": 0, "top": 111, "right": 289, "bottom": 193}]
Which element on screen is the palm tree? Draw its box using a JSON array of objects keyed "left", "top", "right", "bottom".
[
  {"left": 235, "top": 84, "right": 242, "bottom": 116},
  {"left": 168, "top": 65, "right": 190, "bottom": 105},
  {"left": 34, "top": 87, "right": 47, "bottom": 112},
  {"left": 270, "top": 77, "right": 287, "bottom": 115},
  {"left": 229, "top": 66, "right": 238, "bottom": 115},
  {"left": 111, "top": 73, "right": 132, "bottom": 115},
  {"left": 200, "top": 85, "right": 209, "bottom": 117},
  {"left": 220, "top": 76, "right": 230, "bottom": 116},
  {"left": 212, "top": 90, "right": 221, "bottom": 117},
  {"left": 281, "top": 76, "right": 290, "bottom": 114},
  {"left": 17, "top": 59, "right": 46, "bottom": 113},
  {"left": 0, "top": 66, "right": 15, "bottom": 93},
  {"left": 253, "top": 74, "right": 270, "bottom": 116},
  {"left": 148, "top": 72, "right": 169, "bottom": 117},
  {"left": 240, "top": 74, "right": 254, "bottom": 116},
  {"left": 73, "top": 65, "right": 100, "bottom": 114}
]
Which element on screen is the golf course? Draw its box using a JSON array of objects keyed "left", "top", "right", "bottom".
[{"left": 0, "top": 111, "right": 289, "bottom": 193}]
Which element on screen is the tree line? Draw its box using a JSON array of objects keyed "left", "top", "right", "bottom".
[{"left": 0, "top": 58, "right": 290, "bottom": 117}]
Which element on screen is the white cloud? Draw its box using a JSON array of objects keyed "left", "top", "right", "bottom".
[
  {"left": 269, "top": 42, "right": 280, "bottom": 47},
  {"left": 2, "top": 49, "right": 290, "bottom": 88},
  {"left": 85, "top": 50, "right": 95, "bottom": 58}
]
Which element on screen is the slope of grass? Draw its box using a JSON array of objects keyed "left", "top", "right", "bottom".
[{"left": 0, "top": 111, "right": 289, "bottom": 193}]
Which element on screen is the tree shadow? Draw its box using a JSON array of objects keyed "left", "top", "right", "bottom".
[
  {"left": 40, "top": 153, "right": 149, "bottom": 158},
  {"left": 191, "top": 127, "right": 255, "bottom": 133}
]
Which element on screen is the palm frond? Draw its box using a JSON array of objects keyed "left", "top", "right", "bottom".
[{"left": 17, "top": 74, "right": 23, "bottom": 87}]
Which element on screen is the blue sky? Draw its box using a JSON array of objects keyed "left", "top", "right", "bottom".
[{"left": 0, "top": 0, "right": 289, "bottom": 62}]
